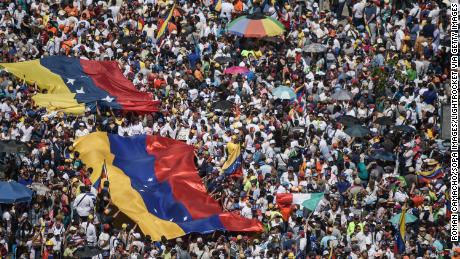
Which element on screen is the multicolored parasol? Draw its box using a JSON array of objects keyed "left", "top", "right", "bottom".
[
  {"left": 227, "top": 13, "right": 285, "bottom": 38},
  {"left": 224, "top": 66, "right": 249, "bottom": 75}
]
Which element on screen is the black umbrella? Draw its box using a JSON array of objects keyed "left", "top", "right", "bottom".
[
  {"left": 374, "top": 116, "right": 394, "bottom": 125},
  {"left": 331, "top": 90, "right": 353, "bottom": 101},
  {"left": 262, "top": 36, "right": 284, "bottom": 44},
  {"left": 337, "top": 115, "right": 361, "bottom": 126},
  {"left": 303, "top": 43, "right": 328, "bottom": 53},
  {"left": 213, "top": 100, "right": 234, "bottom": 111},
  {"left": 0, "top": 141, "right": 30, "bottom": 154},
  {"left": 214, "top": 56, "right": 233, "bottom": 64},
  {"left": 372, "top": 150, "right": 396, "bottom": 161},
  {"left": 394, "top": 125, "right": 415, "bottom": 133},
  {"left": 344, "top": 125, "right": 372, "bottom": 138},
  {"left": 73, "top": 246, "right": 103, "bottom": 258}
]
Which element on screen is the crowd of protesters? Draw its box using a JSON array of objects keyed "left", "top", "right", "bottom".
[{"left": 0, "top": 0, "right": 455, "bottom": 258}]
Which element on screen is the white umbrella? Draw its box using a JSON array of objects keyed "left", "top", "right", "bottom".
[{"left": 331, "top": 90, "right": 353, "bottom": 101}]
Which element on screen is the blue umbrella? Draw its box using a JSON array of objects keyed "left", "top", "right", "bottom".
[
  {"left": 272, "top": 86, "right": 296, "bottom": 100},
  {"left": 390, "top": 212, "right": 418, "bottom": 226},
  {"left": 0, "top": 181, "right": 33, "bottom": 204},
  {"left": 344, "top": 125, "right": 372, "bottom": 138},
  {"left": 372, "top": 150, "right": 396, "bottom": 161}
]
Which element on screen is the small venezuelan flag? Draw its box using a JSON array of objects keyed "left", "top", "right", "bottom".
[
  {"left": 222, "top": 141, "right": 243, "bottom": 176},
  {"left": 156, "top": 4, "right": 176, "bottom": 40},
  {"left": 417, "top": 167, "right": 444, "bottom": 183},
  {"left": 93, "top": 160, "right": 108, "bottom": 193},
  {"left": 295, "top": 85, "right": 305, "bottom": 102},
  {"left": 395, "top": 206, "right": 406, "bottom": 253}
]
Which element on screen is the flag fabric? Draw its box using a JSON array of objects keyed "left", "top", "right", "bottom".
[
  {"left": 446, "top": 191, "right": 451, "bottom": 219},
  {"left": 214, "top": 0, "right": 222, "bottom": 12},
  {"left": 417, "top": 167, "right": 444, "bottom": 183},
  {"left": 221, "top": 142, "right": 243, "bottom": 176},
  {"left": 276, "top": 193, "right": 324, "bottom": 220},
  {"left": 73, "top": 132, "right": 263, "bottom": 240},
  {"left": 156, "top": 4, "right": 176, "bottom": 40},
  {"left": 1, "top": 57, "right": 160, "bottom": 114},
  {"left": 93, "top": 161, "right": 108, "bottom": 193},
  {"left": 295, "top": 85, "right": 304, "bottom": 101},
  {"left": 395, "top": 207, "right": 407, "bottom": 254},
  {"left": 328, "top": 244, "right": 334, "bottom": 259}
]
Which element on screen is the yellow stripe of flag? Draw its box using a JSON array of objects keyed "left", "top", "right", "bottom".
[
  {"left": 399, "top": 206, "right": 406, "bottom": 241},
  {"left": 215, "top": 0, "right": 222, "bottom": 12},
  {"left": 156, "top": 4, "right": 176, "bottom": 40}
]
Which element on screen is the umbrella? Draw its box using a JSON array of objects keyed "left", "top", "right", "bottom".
[
  {"left": 73, "top": 246, "right": 103, "bottom": 258},
  {"left": 227, "top": 13, "right": 285, "bottom": 38},
  {"left": 344, "top": 125, "right": 372, "bottom": 138},
  {"left": 272, "top": 86, "right": 296, "bottom": 100},
  {"left": 390, "top": 212, "right": 418, "bottom": 226},
  {"left": 372, "top": 150, "right": 396, "bottom": 161},
  {"left": 213, "top": 100, "right": 233, "bottom": 110},
  {"left": 224, "top": 66, "right": 249, "bottom": 75},
  {"left": 331, "top": 90, "right": 353, "bottom": 101},
  {"left": 303, "top": 43, "right": 328, "bottom": 53},
  {"left": 214, "top": 56, "right": 233, "bottom": 64},
  {"left": 336, "top": 115, "right": 361, "bottom": 126},
  {"left": 394, "top": 125, "right": 415, "bottom": 133},
  {"left": 0, "top": 141, "right": 30, "bottom": 154},
  {"left": 0, "top": 181, "right": 33, "bottom": 203},
  {"left": 374, "top": 116, "right": 394, "bottom": 125},
  {"left": 30, "top": 183, "right": 50, "bottom": 196},
  {"left": 262, "top": 36, "right": 284, "bottom": 44}
]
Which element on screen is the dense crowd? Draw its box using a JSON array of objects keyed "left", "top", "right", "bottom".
[{"left": 0, "top": 0, "right": 454, "bottom": 258}]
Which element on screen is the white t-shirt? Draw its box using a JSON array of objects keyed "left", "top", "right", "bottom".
[
  {"left": 81, "top": 222, "right": 97, "bottom": 244},
  {"left": 353, "top": 1, "right": 365, "bottom": 19},
  {"left": 73, "top": 193, "right": 94, "bottom": 217},
  {"left": 19, "top": 125, "right": 33, "bottom": 142},
  {"left": 220, "top": 2, "right": 234, "bottom": 20}
]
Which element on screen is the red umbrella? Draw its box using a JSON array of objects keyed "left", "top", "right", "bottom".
[{"left": 224, "top": 66, "right": 249, "bottom": 75}]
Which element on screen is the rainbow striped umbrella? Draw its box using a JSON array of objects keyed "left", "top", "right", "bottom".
[{"left": 227, "top": 13, "right": 285, "bottom": 38}]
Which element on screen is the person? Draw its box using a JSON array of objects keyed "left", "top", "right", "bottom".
[
  {"left": 73, "top": 185, "right": 95, "bottom": 222},
  {"left": 80, "top": 214, "right": 97, "bottom": 246},
  {"left": 99, "top": 224, "right": 111, "bottom": 258}
]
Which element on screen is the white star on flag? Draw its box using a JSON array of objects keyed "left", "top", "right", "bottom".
[
  {"left": 66, "top": 78, "right": 75, "bottom": 85},
  {"left": 147, "top": 178, "right": 154, "bottom": 182},
  {"left": 76, "top": 87, "right": 85, "bottom": 94},
  {"left": 102, "top": 96, "right": 114, "bottom": 102}
]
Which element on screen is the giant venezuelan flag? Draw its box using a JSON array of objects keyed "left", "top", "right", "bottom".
[
  {"left": 1, "top": 56, "right": 160, "bottom": 114},
  {"left": 74, "top": 132, "right": 262, "bottom": 240}
]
